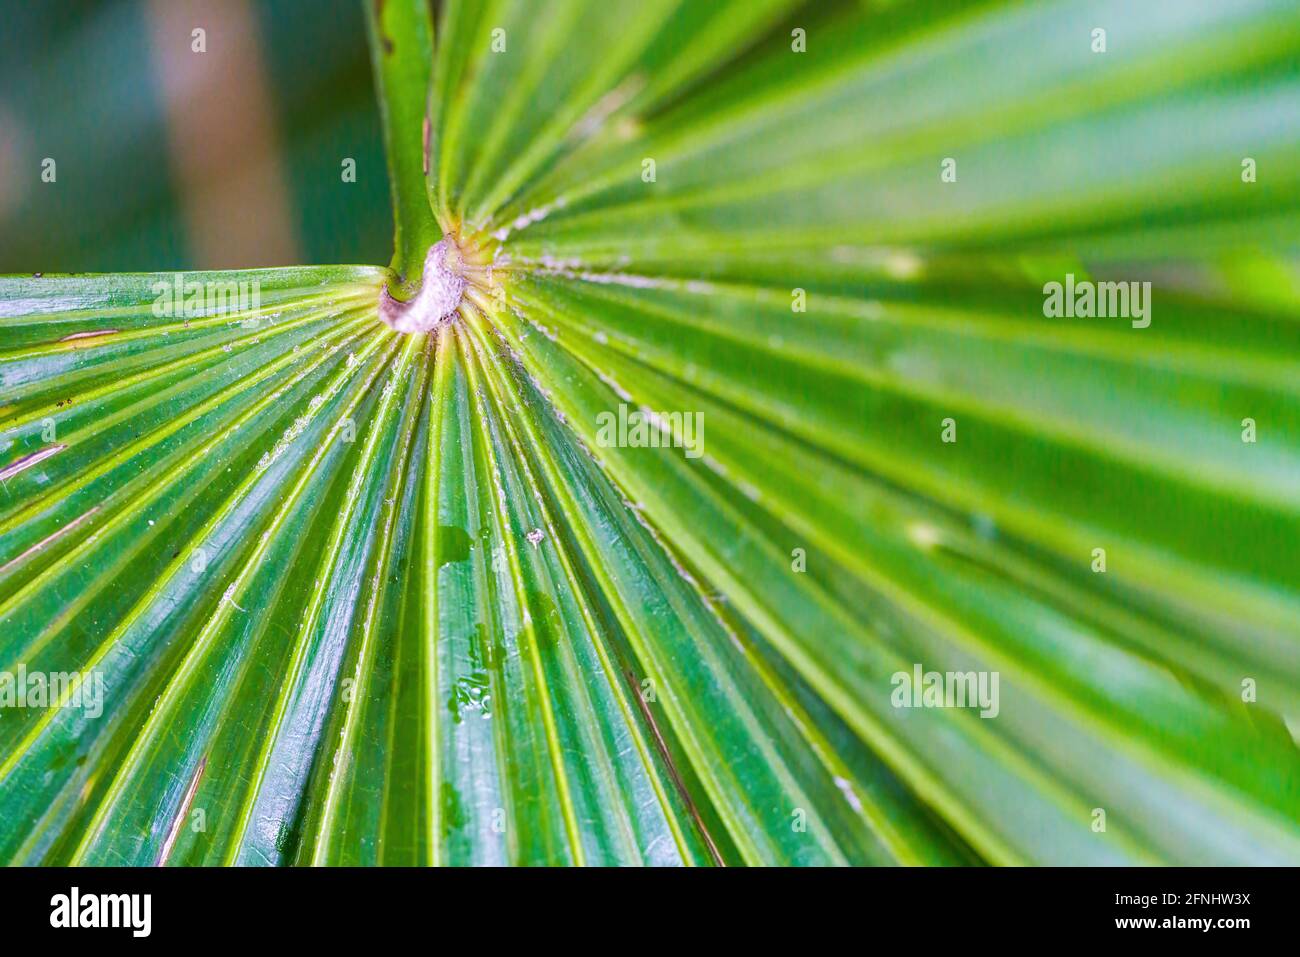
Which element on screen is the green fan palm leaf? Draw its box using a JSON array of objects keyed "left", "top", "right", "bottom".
[{"left": 1, "top": 0, "right": 1298, "bottom": 865}]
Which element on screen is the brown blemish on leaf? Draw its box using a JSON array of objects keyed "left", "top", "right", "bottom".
[
  {"left": 624, "top": 669, "right": 726, "bottom": 866},
  {"left": 155, "top": 755, "right": 207, "bottom": 866},
  {"left": 59, "top": 329, "right": 119, "bottom": 343},
  {"left": 0, "top": 444, "right": 66, "bottom": 483},
  {"left": 422, "top": 115, "right": 431, "bottom": 175},
  {"left": 0, "top": 505, "right": 100, "bottom": 576}
]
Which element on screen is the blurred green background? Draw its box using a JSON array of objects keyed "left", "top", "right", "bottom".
[{"left": 0, "top": 0, "right": 392, "bottom": 272}]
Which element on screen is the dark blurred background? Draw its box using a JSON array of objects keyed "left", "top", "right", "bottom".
[{"left": 0, "top": 0, "right": 393, "bottom": 272}]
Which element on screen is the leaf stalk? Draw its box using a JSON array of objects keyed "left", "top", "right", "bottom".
[{"left": 365, "top": 0, "right": 442, "bottom": 299}]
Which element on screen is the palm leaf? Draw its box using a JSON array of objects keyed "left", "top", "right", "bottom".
[{"left": 1, "top": 0, "right": 1299, "bottom": 865}]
